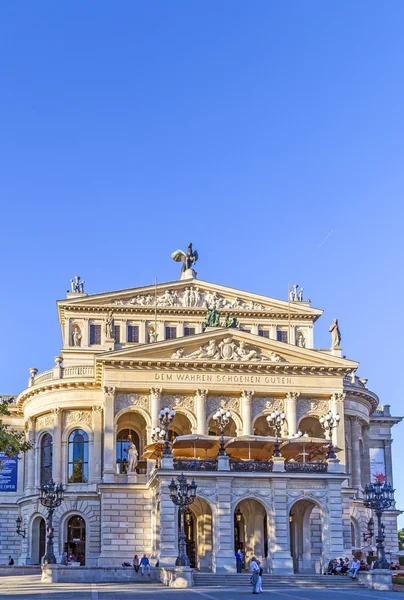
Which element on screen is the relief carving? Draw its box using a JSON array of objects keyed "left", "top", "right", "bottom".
[
  {"left": 36, "top": 413, "right": 55, "bottom": 430},
  {"left": 251, "top": 397, "right": 285, "bottom": 419},
  {"left": 161, "top": 394, "right": 195, "bottom": 412},
  {"left": 64, "top": 410, "right": 92, "bottom": 426},
  {"left": 207, "top": 395, "right": 240, "bottom": 415},
  {"left": 115, "top": 394, "right": 150, "bottom": 415},
  {"left": 175, "top": 337, "right": 284, "bottom": 363},
  {"left": 296, "top": 398, "right": 330, "bottom": 420}
]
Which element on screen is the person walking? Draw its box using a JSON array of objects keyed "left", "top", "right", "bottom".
[
  {"left": 133, "top": 554, "right": 140, "bottom": 572},
  {"left": 140, "top": 554, "right": 151, "bottom": 576},
  {"left": 235, "top": 549, "right": 243, "bottom": 573},
  {"left": 257, "top": 559, "right": 263, "bottom": 593},
  {"left": 250, "top": 556, "right": 260, "bottom": 594}
]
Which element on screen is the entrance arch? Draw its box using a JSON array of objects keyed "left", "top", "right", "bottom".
[
  {"left": 289, "top": 499, "right": 325, "bottom": 573},
  {"left": 66, "top": 515, "right": 86, "bottom": 565},
  {"left": 31, "top": 515, "right": 46, "bottom": 564},
  {"left": 297, "top": 417, "right": 325, "bottom": 439},
  {"left": 234, "top": 499, "right": 269, "bottom": 570},
  {"left": 178, "top": 497, "right": 213, "bottom": 571}
]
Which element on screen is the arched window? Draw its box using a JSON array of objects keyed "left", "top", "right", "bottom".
[
  {"left": 40, "top": 433, "right": 53, "bottom": 484},
  {"left": 66, "top": 515, "right": 86, "bottom": 565},
  {"left": 68, "top": 430, "right": 89, "bottom": 483},
  {"left": 116, "top": 429, "right": 139, "bottom": 474}
]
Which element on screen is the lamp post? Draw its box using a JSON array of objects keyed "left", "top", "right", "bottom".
[
  {"left": 16, "top": 516, "right": 26, "bottom": 539},
  {"left": 213, "top": 408, "right": 231, "bottom": 456},
  {"left": 38, "top": 479, "right": 65, "bottom": 565},
  {"left": 364, "top": 480, "right": 395, "bottom": 569},
  {"left": 159, "top": 407, "right": 176, "bottom": 456},
  {"left": 363, "top": 517, "right": 374, "bottom": 544},
  {"left": 169, "top": 474, "right": 197, "bottom": 567},
  {"left": 151, "top": 426, "right": 165, "bottom": 443},
  {"left": 319, "top": 411, "right": 340, "bottom": 459},
  {"left": 267, "top": 410, "right": 286, "bottom": 457}
]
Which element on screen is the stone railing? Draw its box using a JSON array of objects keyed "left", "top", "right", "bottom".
[
  {"left": 32, "top": 366, "right": 94, "bottom": 386},
  {"left": 230, "top": 459, "right": 273, "bottom": 472},
  {"left": 372, "top": 405, "right": 391, "bottom": 417},
  {"left": 34, "top": 370, "right": 54, "bottom": 385},
  {"left": 284, "top": 461, "right": 328, "bottom": 473},
  {"left": 173, "top": 458, "right": 218, "bottom": 472}
]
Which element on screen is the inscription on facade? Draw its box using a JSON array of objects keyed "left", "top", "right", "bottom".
[{"left": 154, "top": 372, "right": 294, "bottom": 385}]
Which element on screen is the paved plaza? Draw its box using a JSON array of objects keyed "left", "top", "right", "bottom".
[{"left": 0, "top": 576, "right": 396, "bottom": 600}]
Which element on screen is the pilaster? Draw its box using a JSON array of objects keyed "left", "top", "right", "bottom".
[
  {"left": 351, "top": 417, "right": 362, "bottom": 490},
  {"left": 25, "top": 418, "right": 36, "bottom": 494},
  {"left": 195, "top": 389, "right": 208, "bottom": 435},
  {"left": 92, "top": 406, "right": 103, "bottom": 483},
  {"left": 327, "top": 479, "right": 345, "bottom": 558},
  {"left": 215, "top": 478, "right": 235, "bottom": 572},
  {"left": 271, "top": 479, "right": 293, "bottom": 573},
  {"left": 177, "top": 321, "right": 185, "bottom": 338},
  {"left": 52, "top": 408, "right": 63, "bottom": 484},
  {"left": 241, "top": 390, "right": 253, "bottom": 435},
  {"left": 159, "top": 476, "right": 178, "bottom": 567},
  {"left": 103, "top": 386, "right": 116, "bottom": 483},
  {"left": 139, "top": 320, "right": 147, "bottom": 344},
  {"left": 384, "top": 439, "right": 394, "bottom": 486}
]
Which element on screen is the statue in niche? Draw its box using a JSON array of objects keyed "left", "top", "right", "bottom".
[
  {"left": 126, "top": 438, "right": 138, "bottom": 473},
  {"left": 148, "top": 327, "right": 158, "bottom": 343},
  {"left": 329, "top": 319, "right": 341, "bottom": 349},
  {"left": 171, "top": 242, "right": 198, "bottom": 279},
  {"left": 105, "top": 310, "right": 114, "bottom": 339},
  {"left": 70, "top": 275, "right": 85, "bottom": 293},
  {"left": 296, "top": 332, "right": 306, "bottom": 348},
  {"left": 204, "top": 307, "right": 221, "bottom": 327},
  {"left": 72, "top": 327, "right": 82, "bottom": 347}
]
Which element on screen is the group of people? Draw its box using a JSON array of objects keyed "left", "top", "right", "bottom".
[
  {"left": 132, "top": 554, "right": 158, "bottom": 575},
  {"left": 327, "top": 557, "right": 374, "bottom": 578},
  {"left": 236, "top": 551, "right": 264, "bottom": 593}
]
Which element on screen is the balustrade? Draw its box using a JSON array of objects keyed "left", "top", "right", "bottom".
[
  {"left": 173, "top": 458, "right": 218, "bottom": 472},
  {"left": 284, "top": 461, "right": 327, "bottom": 473}
]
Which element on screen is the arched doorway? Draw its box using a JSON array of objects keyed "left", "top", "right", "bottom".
[
  {"left": 66, "top": 515, "right": 86, "bottom": 565},
  {"left": 298, "top": 417, "right": 325, "bottom": 439},
  {"left": 253, "top": 415, "right": 276, "bottom": 436},
  {"left": 233, "top": 499, "right": 269, "bottom": 570},
  {"left": 31, "top": 516, "right": 46, "bottom": 564},
  {"left": 176, "top": 497, "right": 213, "bottom": 571},
  {"left": 289, "top": 500, "right": 325, "bottom": 573},
  {"left": 116, "top": 411, "right": 148, "bottom": 474},
  {"left": 169, "top": 412, "right": 193, "bottom": 439}
]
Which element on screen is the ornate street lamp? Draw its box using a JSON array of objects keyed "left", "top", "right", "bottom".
[
  {"left": 364, "top": 480, "right": 395, "bottom": 569},
  {"left": 168, "top": 474, "right": 197, "bottom": 566},
  {"left": 38, "top": 479, "right": 65, "bottom": 565},
  {"left": 151, "top": 426, "right": 165, "bottom": 443},
  {"left": 15, "top": 516, "right": 26, "bottom": 539},
  {"left": 213, "top": 408, "right": 231, "bottom": 456},
  {"left": 319, "top": 411, "right": 340, "bottom": 459},
  {"left": 363, "top": 517, "right": 374, "bottom": 544},
  {"left": 267, "top": 410, "right": 286, "bottom": 457},
  {"left": 159, "top": 407, "right": 176, "bottom": 456}
]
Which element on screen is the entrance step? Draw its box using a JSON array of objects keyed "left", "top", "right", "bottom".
[{"left": 193, "top": 573, "right": 363, "bottom": 588}]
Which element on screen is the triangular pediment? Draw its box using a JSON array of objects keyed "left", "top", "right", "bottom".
[
  {"left": 59, "top": 278, "right": 322, "bottom": 319},
  {"left": 96, "top": 329, "right": 357, "bottom": 371}
]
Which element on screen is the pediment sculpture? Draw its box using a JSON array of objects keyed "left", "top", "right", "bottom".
[
  {"left": 112, "top": 287, "right": 271, "bottom": 311},
  {"left": 171, "top": 338, "right": 284, "bottom": 363}
]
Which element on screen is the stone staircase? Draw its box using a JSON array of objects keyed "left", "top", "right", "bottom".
[{"left": 193, "top": 573, "right": 363, "bottom": 588}]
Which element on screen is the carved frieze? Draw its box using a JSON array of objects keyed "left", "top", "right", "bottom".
[
  {"left": 112, "top": 287, "right": 272, "bottom": 311},
  {"left": 207, "top": 395, "right": 240, "bottom": 415},
  {"left": 287, "top": 480, "right": 326, "bottom": 489},
  {"left": 161, "top": 394, "right": 195, "bottom": 412},
  {"left": 115, "top": 393, "right": 150, "bottom": 415},
  {"left": 36, "top": 413, "right": 54, "bottom": 431},
  {"left": 64, "top": 410, "right": 92, "bottom": 426},
  {"left": 296, "top": 398, "right": 330, "bottom": 420},
  {"left": 172, "top": 337, "right": 284, "bottom": 363},
  {"left": 287, "top": 489, "right": 328, "bottom": 502},
  {"left": 198, "top": 487, "right": 218, "bottom": 503},
  {"left": 231, "top": 487, "right": 273, "bottom": 503},
  {"left": 251, "top": 397, "right": 285, "bottom": 419}
]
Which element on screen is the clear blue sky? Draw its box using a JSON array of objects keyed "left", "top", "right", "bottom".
[{"left": 1, "top": 2, "right": 403, "bottom": 521}]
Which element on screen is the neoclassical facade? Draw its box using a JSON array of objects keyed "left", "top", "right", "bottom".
[{"left": 0, "top": 273, "right": 401, "bottom": 572}]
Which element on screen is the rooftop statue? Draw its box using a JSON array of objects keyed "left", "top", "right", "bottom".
[
  {"left": 329, "top": 318, "right": 341, "bottom": 349},
  {"left": 70, "top": 275, "right": 85, "bottom": 293},
  {"left": 171, "top": 242, "right": 198, "bottom": 280}
]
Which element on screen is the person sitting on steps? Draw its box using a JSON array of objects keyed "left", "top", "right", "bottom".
[{"left": 140, "top": 554, "right": 151, "bottom": 576}]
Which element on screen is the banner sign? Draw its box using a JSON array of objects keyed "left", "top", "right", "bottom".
[
  {"left": 0, "top": 453, "right": 18, "bottom": 492},
  {"left": 369, "top": 447, "right": 386, "bottom": 483}
]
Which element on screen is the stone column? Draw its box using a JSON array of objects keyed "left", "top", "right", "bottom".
[
  {"left": 286, "top": 392, "right": 299, "bottom": 437},
  {"left": 82, "top": 320, "right": 89, "bottom": 347},
  {"left": 241, "top": 391, "right": 253, "bottom": 435},
  {"left": 139, "top": 320, "right": 147, "bottom": 344},
  {"left": 215, "top": 479, "right": 235, "bottom": 572},
  {"left": 158, "top": 322, "right": 165, "bottom": 341},
  {"left": 327, "top": 479, "right": 345, "bottom": 560},
  {"left": 331, "top": 393, "right": 345, "bottom": 452},
  {"left": 103, "top": 386, "right": 116, "bottom": 483},
  {"left": 195, "top": 389, "right": 208, "bottom": 435},
  {"left": 251, "top": 323, "right": 259, "bottom": 335},
  {"left": 159, "top": 476, "right": 178, "bottom": 567},
  {"left": 150, "top": 388, "right": 162, "bottom": 429},
  {"left": 25, "top": 418, "right": 36, "bottom": 494},
  {"left": 351, "top": 417, "right": 362, "bottom": 490},
  {"left": 177, "top": 321, "right": 184, "bottom": 338},
  {"left": 269, "top": 325, "right": 277, "bottom": 340},
  {"left": 92, "top": 406, "right": 103, "bottom": 483},
  {"left": 289, "top": 326, "right": 296, "bottom": 346},
  {"left": 271, "top": 479, "right": 293, "bottom": 573},
  {"left": 196, "top": 322, "right": 204, "bottom": 334},
  {"left": 52, "top": 408, "right": 63, "bottom": 484},
  {"left": 384, "top": 439, "right": 393, "bottom": 487}
]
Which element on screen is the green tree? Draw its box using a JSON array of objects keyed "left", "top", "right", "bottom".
[
  {"left": 0, "top": 399, "right": 32, "bottom": 460},
  {"left": 398, "top": 528, "right": 404, "bottom": 551}
]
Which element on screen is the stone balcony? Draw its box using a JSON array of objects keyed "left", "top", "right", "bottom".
[
  {"left": 29, "top": 364, "right": 95, "bottom": 387},
  {"left": 343, "top": 373, "right": 379, "bottom": 412}
]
